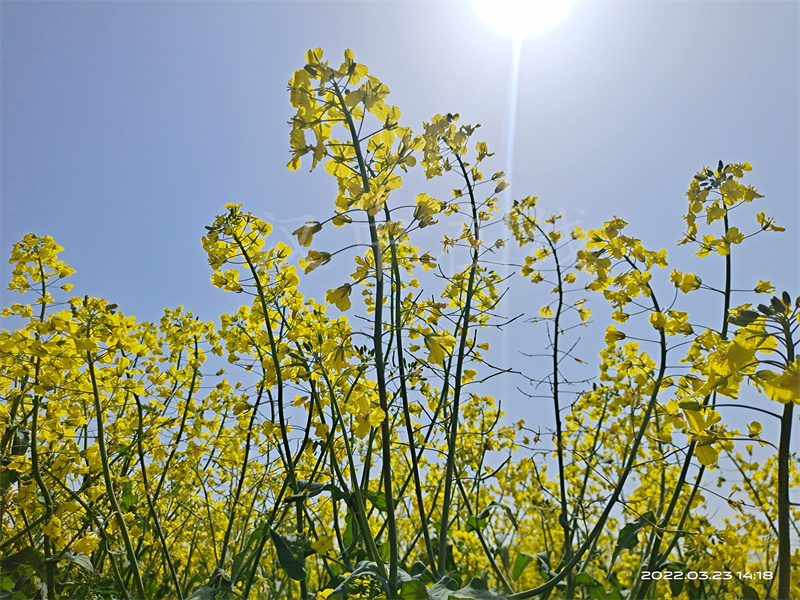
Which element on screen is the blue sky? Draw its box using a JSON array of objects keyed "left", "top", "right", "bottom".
[{"left": 1, "top": 1, "right": 798, "bottom": 443}]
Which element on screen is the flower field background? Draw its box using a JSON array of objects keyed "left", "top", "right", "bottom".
[{"left": 1, "top": 48, "right": 798, "bottom": 600}]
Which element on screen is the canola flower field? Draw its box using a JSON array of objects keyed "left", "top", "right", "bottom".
[{"left": 1, "top": 49, "right": 798, "bottom": 600}]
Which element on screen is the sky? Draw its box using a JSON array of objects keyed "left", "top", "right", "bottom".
[{"left": 1, "top": 1, "right": 798, "bottom": 483}]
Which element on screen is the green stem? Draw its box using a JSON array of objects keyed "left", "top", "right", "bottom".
[
  {"left": 636, "top": 211, "right": 733, "bottom": 599},
  {"left": 133, "top": 392, "right": 183, "bottom": 598},
  {"left": 86, "top": 352, "right": 147, "bottom": 599},
  {"left": 529, "top": 215, "right": 574, "bottom": 595},
  {"left": 332, "top": 79, "right": 397, "bottom": 591},
  {"left": 384, "top": 204, "right": 437, "bottom": 571},
  {"left": 510, "top": 269, "right": 669, "bottom": 600},
  {"left": 776, "top": 316, "right": 794, "bottom": 600},
  {"left": 438, "top": 151, "right": 482, "bottom": 577}
]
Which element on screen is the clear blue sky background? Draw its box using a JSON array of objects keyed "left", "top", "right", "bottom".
[{"left": 1, "top": 2, "right": 798, "bottom": 458}]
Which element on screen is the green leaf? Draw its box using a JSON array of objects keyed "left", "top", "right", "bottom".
[
  {"left": 120, "top": 481, "right": 137, "bottom": 513},
  {"left": 739, "top": 580, "right": 760, "bottom": 600},
  {"left": 573, "top": 572, "right": 607, "bottom": 600},
  {"left": 327, "top": 561, "right": 389, "bottom": 599},
  {"left": 574, "top": 573, "right": 596, "bottom": 585},
  {"left": 535, "top": 549, "right": 554, "bottom": 579},
  {"left": 668, "top": 575, "right": 684, "bottom": 597},
  {"left": 231, "top": 521, "right": 268, "bottom": 582},
  {"left": 466, "top": 514, "right": 488, "bottom": 533},
  {"left": 285, "top": 480, "right": 327, "bottom": 501},
  {"left": 378, "top": 539, "right": 391, "bottom": 561},
  {"left": 400, "top": 579, "right": 428, "bottom": 600},
  {"left": 60, "top": 550, "right": 94, "bottom": 573},
  {"left": 426, "top": 577, "right": 459, "bottom": 600},
  {"left": 436, "top": 577, "right": 507, "bottom": 600},
  {"left": 469, "top": 502, "right": 518, "bottom": 533},
  {"left": 362, "top": 489, "right": 387, "bottom": 512},
  {"left": 270, "top": 530, "right": 306, "bottom": 581},
  {"left": 342, "top": 511, "right": 356, "bottom": 548},
  {"left": 610, "top": 511, "right": 655, "bottom": 566},
  {"left": 487, "top": 501, "right": 518, "bottom": 529},
  {"left": 185, "top": 585, "right": 219, "bottom": 600},
  {"left": 0, "top": 547, "right": 45, "bottom": 578},
  {"left": 511, "top": 552, "right": 534, "bottom": 581}
]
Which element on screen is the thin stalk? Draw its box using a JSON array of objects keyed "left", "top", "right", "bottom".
[
  {"left": 384, "top": 204, "right": 437, "bottom": 571},
  {"left": 438, "top": 151, "right": 482, "bottom": 577},
  {"left": 776, "top": 315, "right": 794, "bottom": 600},
  {"left": 510, "top": 274, "right": 669, "bottom": 600},
  {"left": 86, "top": 352, "right": 147, "bottom": 599},
  {"left": 455, "top": 477, "right": 514, "bottom": 594},
  {"left": 635, "top": 211, "right": 733, "bottom": 599},
  {"left": 218, "top": 385, "right": 265, "bottom": 570},
  {"left": 528, "top": 215, "right": 574, "bottom": 595},
  {"left": 29, "top": 387, "right": 57, "bottom": 600},
  {"left": 133, "top": 392, "right": 183, "bottom": 599},
  {"left": 332, "top": 78, "right": 397, "bottom": 591},
  {"left": 26, "top": 262, "right": 57, "bottom": 598}
]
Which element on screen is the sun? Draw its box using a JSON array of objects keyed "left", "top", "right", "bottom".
[{"left": 473, "top": 0, "right": 576, "bottom": 40}]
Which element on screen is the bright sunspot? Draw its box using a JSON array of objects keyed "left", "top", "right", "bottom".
[{"left": 473, "top": 0, "right": 575, "bottom": 40}]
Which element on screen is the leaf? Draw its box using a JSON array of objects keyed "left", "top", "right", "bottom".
[
  {"left": 535, "top": 549, "right": 554, "bottom": 579},
  {"left": 60, "top": 550, "right": 94, "bottom": 573},
  {"left": 511, "top": 552, "right": 534, "bottom": 581},
  {"left": 285, "top": 480, "right": 327, "bottom": 501},
  {"left": 232, "top": 521, "right": 268, "bottom": 582},
  {"left": 342, "top": 511, "right": 356, "bottom": 548},
  {"left": 573, "top": 572, "right": 607, "bottom": 600},
  {"left": 659, "top": 564, "right": 684, "bottom": 597},
  {"left": 469, "top": 502, "right": 517, "bottom": 532},
  {"left": 328, "top": 561, "right": 390, "bottom": 599},
  {"left": 426, "top": 577, "right": 459, "bottom": 600},
  {"left": 399, "top": 579, "right": 428, "bottom": 600},
  {"left": 362, "top": 489, "right": 387, "bottom": 512},
  {"left": 185, "top": 585, "right": 219, "bottom": 600},
  {"left": 120, "top": 481, "right": 137, "bottom": 513},
  {"left": 610, "top": 511, "right": 655, "bottom": 566},
  {"left": 466, "top": 514, "right": 488, "bottom": 533},
  {"left": 409, "top": 561, "right": 436, "bottom": 585},
  {"left": 487, "top": 501, "right": 518, "bottom": 529},
  {"left": 270, "top": 530, "right": 306, "bottom": 581},
  {"left": 440, "top": 577, "right": 507, "bottom": 600},
  {"left": 573, "top": 573, "right": 595, "bottom": 586},
  {"left": 739, "top": 580, "right": 760, "bottom": 600},
  {"left": 0, "top": 547, "right": 45, "bottom": 578}
]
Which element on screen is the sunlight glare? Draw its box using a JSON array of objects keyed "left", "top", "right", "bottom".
[{"left": 473, "top": 0, "right": 575, "bottom": 40}]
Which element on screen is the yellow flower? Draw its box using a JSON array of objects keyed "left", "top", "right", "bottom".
[
  {"left": 312, "top": 535, "right": 334, "bottom": 556},
  {"left": 326, "top": 284, "right": 352, "bottom": 311},
  {"left": 300, "top": 250, "right": 332, "bottom": 274},
  {"left": 42, "top": 516, "right": 62, "bottom": 539},
  {"left": 211, "top": 269, "right": 243, "bottom": 292},
  {"left": 754, "top": 280, "right": 775, "bottom": 294},
  {"left": 73, "top": 532, "right": 102, "bottom": 555},
  {"left": 649, "top": 312, "right": 667, "bottom": 330},
  {"left": 753, "top": 359, "right": 800, "bottom": 404},
  {"left": 327, "top": 346, "right": 349, "bottom": 370},
  {"left": 292, "top": 221, "right": 322, "bottom": 247},
  {"left": 413, "top": 192, "right": 443, "bottom": 227},
  {"left": 747, "top": 421, "right": 763, "bottom": 438},
  {"left": 353, "top": 408, "right": 386, "bottom": 438},
  {"left": 604, "top": 325, "right": 626, "bottom": 345},
  {"left": 424, "top": 333, "right": 457, "bottom": 366}
]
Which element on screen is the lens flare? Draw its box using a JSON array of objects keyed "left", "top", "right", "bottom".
[{"left": 473, "top": 0, "right": 575, "bottom": 40}]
